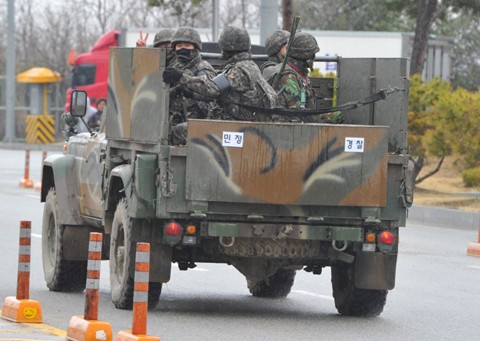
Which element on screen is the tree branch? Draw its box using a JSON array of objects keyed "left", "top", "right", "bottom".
[{"left": 414, "top": 156, "right": 445, "bottom": 185}]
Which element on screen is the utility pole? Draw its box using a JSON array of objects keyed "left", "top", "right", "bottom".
[
  {"left": 212, "top": 0, "right": 219, "bottom": 41},
  {"left": 4, "top": 0, "right": 16, "bottom": 142},
  {"left": 260, "top": 0, "right": 279, "bottom": 45}
]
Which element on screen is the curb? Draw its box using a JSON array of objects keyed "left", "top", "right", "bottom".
[
  {"left": 0, "top": 142, "right": 64, "bottom": 152},
  {"left": 408, "top": 205, "right": 480, "bottom": 231}
]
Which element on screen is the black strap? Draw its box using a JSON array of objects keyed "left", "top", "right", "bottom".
[{"left": 229, "top": 88, "right": 401, "bottom": 118}]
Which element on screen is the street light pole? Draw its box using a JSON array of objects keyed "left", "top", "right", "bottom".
[
  {"left": 4, "top": 0, "right": 16, "bottom": 142},
  {"left": 212, "top": 0, "right": 219, "bottom": 41},
  {"left": 260, "top": 0, "right": 279, "bottom": 45}
]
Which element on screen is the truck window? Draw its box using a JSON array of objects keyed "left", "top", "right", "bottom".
[{"left": 72, "top": 64, "right": 96, "bottom": 87}]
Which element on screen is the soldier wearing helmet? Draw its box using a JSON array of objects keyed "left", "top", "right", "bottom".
[
  {"left": 163, "top": 25, "right": 276, "bottom": 127},
  {"left": 164, "top": 27, "right": 216, "bottom": 145},
  {"left": 266, "top": 32, "right": 343, "bottom": 123},
  {"left": 260, "top": 30, "right": 290, "bottom": 78},
  {"left": 169, "top": 27, "right": 214, "bottom": 78},
  {"left": 153, "top": 28, "right": 175, "bottom": 48},
  {"left": 136, "top": 28, "right": 176, "bottom": 65},
  {"left": 136, "top": 28, "right": 175, "bottom": 48}
]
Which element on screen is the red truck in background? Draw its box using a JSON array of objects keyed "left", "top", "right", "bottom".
[
  {"left": 65, "top": 30, "right": 120, "bottom": 111},
  {"left": 64, "top": 28, "right": 261, "bottom": 112}
]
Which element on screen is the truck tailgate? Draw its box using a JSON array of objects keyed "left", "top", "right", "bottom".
[{"left": 186, "top": 120, "right": 388, "bottom": 207}]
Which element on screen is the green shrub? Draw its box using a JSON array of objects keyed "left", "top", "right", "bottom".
[{"left": 461, "top": 167, "right": 480, "bottom": 187}]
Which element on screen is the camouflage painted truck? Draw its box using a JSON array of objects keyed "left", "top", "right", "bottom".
[{"left": 40, "top": 47, "right": 412, "bottom": 317}]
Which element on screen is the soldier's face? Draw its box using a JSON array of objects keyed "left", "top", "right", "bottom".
[{"left": 175, "top": 43, "right": 195, "bottom": 50}]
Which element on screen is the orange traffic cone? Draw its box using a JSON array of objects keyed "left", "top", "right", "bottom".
[
  {"left": 67, "top": 232, "right": 112, "bottom": 341},
  {"left": 115, "top": 243, "right": 160, "bottom": 341},
  {"left": 34, "top": 151, "right": 47, "bottom": 192},
  {"left": 467, "top": 224, "right": 480, "bottom": 257},
  {"left": 1, "top": 221, "right": 42, "bottom": 323},
  {"left": 19, "top": 150, "right": 34, "bottom": 188}
]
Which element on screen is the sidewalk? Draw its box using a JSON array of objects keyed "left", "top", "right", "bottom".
[
  {"left": 0, "top": 317, "right": 66, "bottom": 340},
  {"left": 408, "top": 205, "right": 480, "bottom": 230}
]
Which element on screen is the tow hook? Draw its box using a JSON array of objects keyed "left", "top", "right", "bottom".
[
  {"left": 219, "top": 236, "right": 235, "bottom": 248},
  {"left": 332, "top": 240, "right": 348, "bottom": 252}
]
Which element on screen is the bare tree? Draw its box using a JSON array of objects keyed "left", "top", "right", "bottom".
[
  {"left": 282, "top": 0, "right": 292, "bottom": 31},
  {"left": 410, "top": 0, "right": 439, "bottom": 75}
]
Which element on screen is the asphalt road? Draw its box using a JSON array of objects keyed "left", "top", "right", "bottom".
[{"left": 0, "top": 148, "right": 479, "bottom": 341}]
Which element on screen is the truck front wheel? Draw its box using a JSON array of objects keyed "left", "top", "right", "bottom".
[
  {"left": 247, "top": 269, "right": 296, "bottom": 298},
  {"left": 331, "top": 261, "right": 387, "bottom": 317},
  {"left": 109, "top": 199, "right": 161, "bottom": 310},
  {"left": 42, "top": 189, "right": 87, "bottom": 292}
]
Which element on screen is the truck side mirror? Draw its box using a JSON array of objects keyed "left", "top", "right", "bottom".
[{"left": 70, "top": 90, "right": 87, "bottom": 117}]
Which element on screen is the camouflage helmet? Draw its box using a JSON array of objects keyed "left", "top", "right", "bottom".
[
  {"left": 171, "top": 27, "right": 202, "bottom": 50},
  {"left": 265, "top": 30, "right": 290, "bottom": 57},
  {"left": 218, "top": 25, "right": 251, "bottom": 52},
  {"left": 153, "top": 28, "right": 175, "bottom": 47},
  {"left": 289, "top": 32, "right": 319, "bottom": 60}
]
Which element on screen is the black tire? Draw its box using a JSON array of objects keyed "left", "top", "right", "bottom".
[
  {"left": 109, "top": 199, "right": 162, "bottom": 310},
  {"left": 42, "top": 189, "right": 87, "bottom": 292},
  {"left": 331, "top": 262, "right": 387, "bottom": 317},
  {"left": 247, "top": 269, "right": 296, "bottom": 298}
]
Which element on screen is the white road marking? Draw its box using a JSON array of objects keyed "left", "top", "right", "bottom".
[
  {"left": 191, "top": 267, "right": 209, "bottom": 272},
  {"left": 291, "top": 290, "right": 334, "bottom": 301},
  {"left": 467, "top": 265, "right": 480, "bottom": 269},
  {"left": 32, "top": 233, "right": 42, "bottom": 239}
]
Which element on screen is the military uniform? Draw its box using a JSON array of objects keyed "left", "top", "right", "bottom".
[
  {"left": 267, "top": 32, "right": 344, "bottom": 124},
  {"left": 167, "top": 27, "right": 217, "bottom": 144},
  {"left": 169, "top": 52, "right": 216, "bottom": 120},
  {"left": 164, "top": 26, "right": 276, "bottom": 124},
  {"left": 260, "top": 30, "right": 290, "bottom": 81}
]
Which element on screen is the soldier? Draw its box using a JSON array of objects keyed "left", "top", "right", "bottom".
[
  {"left": 136, "top": 28, "right": 175, "bottom": 48},
  {"left": 167, "top": 27, "right": 217, "bottom": 144},
  {"left": 163, "top": 25, "right": 276, "bottom": 123},
  {"left": 136, "top": 28, "right": 176, "bottom": 65},
  {"left": 260, "top": 30, "right": 290, "bottom": 79},
  {"left": 267, "top": 32, "right": 344, "bottom": 123},
  {"left": 152, "top": 28, "right": 175, "bottom": 48}
]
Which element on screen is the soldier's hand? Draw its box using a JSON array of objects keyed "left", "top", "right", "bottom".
[
  {"left": 163, "top": 67, "right": 183, "bottom": 85},
  {"left": 136, "top": 31, "right": 148, "bottom": 48}
]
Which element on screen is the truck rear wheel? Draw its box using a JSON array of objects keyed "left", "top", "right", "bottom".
[
  {"left": 331, "top": 261, "right": 387, "bottom": 317},
  {"left": 109, "top": 199, "right": 161, "bottom": 310},
  {"left": 247, "top": 269, "right": 296, "bottom": 298},
  {"left": 42, "top": 189, "right": 87, "bottom": 292}
]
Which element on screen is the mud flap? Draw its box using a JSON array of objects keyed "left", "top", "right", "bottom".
[
  {"left": 354, "top": 252, "right": 397, "bottom": 290},
  {"left": 149, "top": 243, "right": 172, "bottom": 283},
  {"left": 63, "top": 226, "right": 91, "bottom": 261}
]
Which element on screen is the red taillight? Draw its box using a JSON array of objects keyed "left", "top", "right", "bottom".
[
  {"left": 164, "top": 221, "right": 182, "bottom": 236},
  {"left": 378, "top": 231, "right": 395, "bottom": 245}
]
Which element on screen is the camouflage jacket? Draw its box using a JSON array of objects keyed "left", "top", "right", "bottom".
[
  {"left": 261, "top": 58, "right": 315, "bottom": 122},
  {"left": 178, "top": 52, "right": 276, "bottom": 121},
  {"left": 268, "top": 58, "right": 316, "bottom": 110},
  {"left": 169, "top": 52, "right": 217, "bottom": 121},
  {"left": 260, "top": 55, "right": 282, "bottom": 81},
  {"left": 266, "top": 58, "right": 344, "bottom": 124}
]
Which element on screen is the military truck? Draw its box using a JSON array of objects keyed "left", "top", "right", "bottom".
[{"left": 40, "top": 47, "right": 412, "bottom": 317}]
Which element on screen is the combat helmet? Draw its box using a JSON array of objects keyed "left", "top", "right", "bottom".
[
  {"left": 265, "top": 30, "right": 290, "bottom": 57},
  {"left": 289, "top": 32, "right": 319, "bottom": 60},
  {"left": 153, "top": 28, "right": 175, "bottom": 47},
  {"left": 218, "top": 26, "right": 251, "bottom": 52},
  {"left": 171, "top": 27, "right": 202, "bottom": 50}
]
